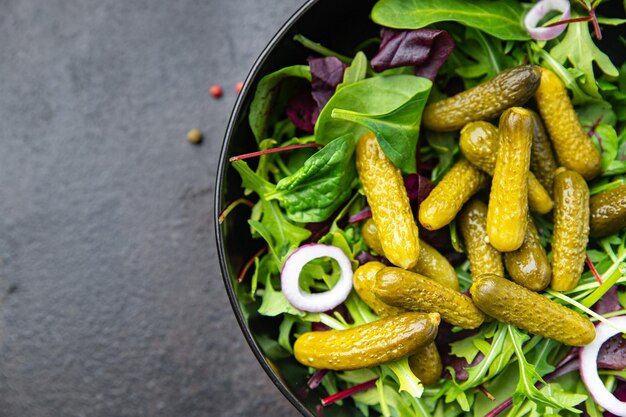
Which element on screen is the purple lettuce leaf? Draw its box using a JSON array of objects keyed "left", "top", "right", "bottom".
[
  {"left": 308, "top": 56, "right": 347, "bottom": 111},
  {"left": 404, "top": 173, "right": 433, "bottom": 203},
  {"left": 442, "top": 351, "right": 485, "bottom": 381},
  {"left": 371, "top": 28, "right": 455, "bottom": 81},
  {"left": 355, "top": 250, "right": 391, "bottom": 266},
  {"left": 348, "top": 206, "right": 372, "bottom": 224},
  {"left": 286, "top": 89, "right": 319, "bottom": 133},
  {"left": 592, "top": 286, "right": 622, "bottom": 315},
  {"left": 285, "top": 57, "right": 346, "bottom": 133}
]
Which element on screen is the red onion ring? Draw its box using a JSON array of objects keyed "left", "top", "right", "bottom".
[
  {"left": 281, "top": 244, "right": 353, "bottom": 313},
  {"left": 579, "top": 316, "right": 626, "bottom": 417},
  {"left": 524, "top": 0, "right": 571, "bottom": 41}
]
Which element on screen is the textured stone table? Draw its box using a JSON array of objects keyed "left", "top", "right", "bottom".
[{"left": 0, "top": 0, "right": 305, "bottom": 415}]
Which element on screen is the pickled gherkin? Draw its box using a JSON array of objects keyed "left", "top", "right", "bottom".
[
  {"left": 458, "top": 199, "right": 504, "bottom": 280},
  {"left": 294, "top": 312, "right": 440, "bottom": 371},
  {"left": 423, "top": 65, "right": 541, "bottom": 132},
  {"left": 361, "top": 219, "right": 459, "bottom": 291},
  {"left": 356, "top": 132, "right": 420, "bottom": 269},
  {"left": 534, "top": 68, "right": 602, "bottom": 180},
  {"left": 459, "top": 121, "right": 552, "bottom": 214},
  {"left": 374, "top": 267, "right": 485, "bottom": 329},
  {"left": 551, "top": 168, "right": 590, "bottom": 292},
  {"left": 419, "top": 159, "right": 488, "bottom": 231},
  {"left": 589, "top": 184, "right": 626, "bottom": 238},
  {"left": 352, "top": 262, "right": 443, "bottom": 385},
  {"left": 487, "top": 108, "right": 533, "bottom": 252},
  {"left": 471, "top": 274, "right": 595, "bottom": 346}
]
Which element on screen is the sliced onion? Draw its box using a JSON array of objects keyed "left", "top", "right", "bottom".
[
  {"left": 281, "top": 244, "right": 353, "bottom": 313},
  {"left": 580, "top": 316, "right": 626, "bottom": 417},
  {"left": 524, "top": 0, "right": 571, "bottom": 41}
]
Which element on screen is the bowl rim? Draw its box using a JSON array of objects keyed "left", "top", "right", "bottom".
[{"left": 214, "top": 1, "right": 319, "bottom": 416}]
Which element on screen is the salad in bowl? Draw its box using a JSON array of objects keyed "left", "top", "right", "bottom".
[{"left": 216, "top": 0, "right": 626, "bottom": 416}]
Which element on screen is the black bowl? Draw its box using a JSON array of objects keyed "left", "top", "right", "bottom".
[
  {"left": 215, "top": 1, "right": 377, "bottom": 416},
  {"left": 215, "top": 1, "right": 626, "bottom": 416}
]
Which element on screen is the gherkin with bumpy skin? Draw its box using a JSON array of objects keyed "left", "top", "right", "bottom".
[
  {"left": 534, "top": 68, "right": 602, "bottom": 180},
  {"left": 353, "top": 261, "right": 405, "bottom": 319},
  {"left": 551, "top": 168, "right": 590, "bottom": 292},
  {"left": 471, "top": 274, "right": 595, "bottom": 346},
  {"left": 352, "top": 261, "right": 443, "bottom": 385},
  {"left": 293, "top": 312, "right": 440, "bottom": 371},
  {"left": 589, "top": 184, "right": 626, "bottom": 238},
  {"left": 529, "top": 110, "right": 558, "bottom": 196},
  {"left": 374, "top": 267, "right": 485, "bottom": 329},
  {"left": 361, "top": 219, "right": 459, "bottom": 291},
  {"left": 503, "top": 216, "right": 551, "bottom": 292},
  {"left": 408, "top": 343, "right": 442, "bottom": 386},
  {"left": 487, "top": 107, "right": 533, "bottom": 252},
  {"left": 419, "top": 159, "right": 488, "bottom": 231},
  {"left": 356, "top": 132, "right": 419, "bottom": 269},
  {"left": 422, "top": 65, "right": 541, "bottom": 132},
  {"left": 458, "top": 199, "right": 504, "bottom": 280},
  {"left": 459, "top": 121, "right": 553, "bottom": 214}
]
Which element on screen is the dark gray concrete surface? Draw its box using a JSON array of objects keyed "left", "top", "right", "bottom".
[{"left": 0, "top": 0, "right": 306, "bottom": 415}]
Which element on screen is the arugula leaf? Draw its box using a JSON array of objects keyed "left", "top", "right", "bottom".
[
  {"left": 507, "top": 325, "right": 583, "bottom": 413},
  {"left": 267, "top": 134, "right": 358, "bottom": 223},
  {"left": 550, "top": 21, "right": 619, "bottom": 99},
  {"left": 258, "top": 273, "right": 305, "bottom": 317},
  {"left": 316, "top": 74, "right": 432, "bottom": 173},
  {"left": 231, "top": 160, "right": 276, "bottom": 197},
  {"left": 371, "top": 0, "right": 530, "bottom": 41},
  {"left": 531, "top": 44, "right": 594, "bottom": 104},
  {"left": 385, "top": 358, "right": 424, "bottom": 398},
  {"left": 453, "top": 28, "right": 519, "bottom": 86},
  {"left": 249, "top": 198, "right": 311, "bottom": 264},
  {"left": 248, "top": 65, "right": 311, "bottom": 143}
]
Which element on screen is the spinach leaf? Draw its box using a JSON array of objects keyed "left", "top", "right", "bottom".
[
  {"left": 316, "top": 75, "right": 432, "bottom": 173},
  {"left": 267, "top": 134, "right": 358, "bottom": 223},
  {"left": 371, "top": 0, "right": 530, "bottom": 41},
  {"left": 550, "top": 21, "right": 619, "bottom": 100},
  {"left": 248, "top": 65, "right": 311, "bottom": 143},
  {"left": 338, "top": 51, "right": 368, "bottom": 89}
]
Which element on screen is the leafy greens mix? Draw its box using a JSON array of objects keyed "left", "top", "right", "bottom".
[{"left": 223, "top": 0, "right": 626, "bottom": 416}]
